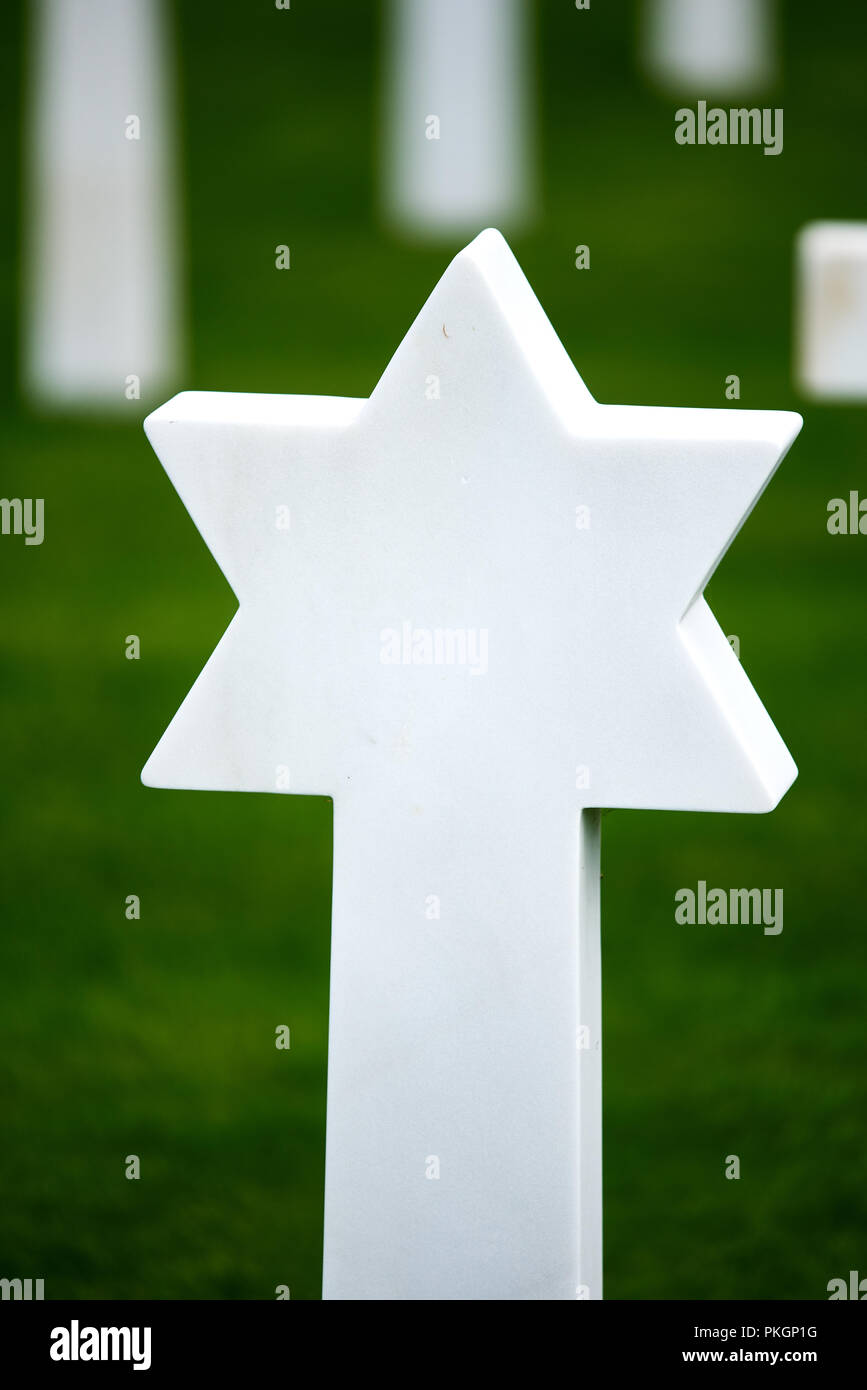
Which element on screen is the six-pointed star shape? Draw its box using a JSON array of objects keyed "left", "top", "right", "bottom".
[{"left": 142, "top": 228, "right": 800, "bottom": 814}]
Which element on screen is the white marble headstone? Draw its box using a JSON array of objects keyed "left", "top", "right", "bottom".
[
  {"left": 142, "top": 230, "right": 799, "bottom": 1299},
  {"left": 24, "top": 0, "right": 181, "bottom": 408},
  {"left": 643, "top": 0, "right": 775, "bottom": 94},
  {"left": 797, "top": 223, "right": 867, "bottom": 401},
  {"left": 382, "top": 0, "right": 533, "bottom": 237}
]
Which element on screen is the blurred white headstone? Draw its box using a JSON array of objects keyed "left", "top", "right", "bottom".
[
  {"left": 24, "top": 0, "right": 182, "bottom": 409},
  {"left": 643, "top": 0, "right": 775, "bottom": 94},
  {"left": 797, "top": 223, "right": 867, "bottom": 401},
  {"left": 383, "top": 0, "right": 533, "bottom": 238}
]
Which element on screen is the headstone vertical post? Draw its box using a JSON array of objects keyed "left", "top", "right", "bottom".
[
  {"left": 642, "top": 0, "right": 775, "bottom": 94},
  {"left": 322, "top": 790, "right": 604, "bottom": 1299}
]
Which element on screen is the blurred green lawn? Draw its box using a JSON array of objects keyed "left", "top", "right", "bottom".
[{"left": 1, "top": 0, "right": 865, "bottom": 1299}]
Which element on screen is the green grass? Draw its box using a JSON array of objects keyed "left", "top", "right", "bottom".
[{"left": 0, "top": 0, "right": 865, "bottom": 1299}]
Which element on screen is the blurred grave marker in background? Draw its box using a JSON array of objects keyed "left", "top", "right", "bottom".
[
  {"left": 382, "top": 0, "right": 533, "bottom": 238},
  {"left": 642, "top": 0, "right": 776, "bottom": 94},
  {"left": 797, "top": 223, "right": 867, "bottom": 401},
  {"left": 23, "top": 0, "right": 182, "bottom": 410}
]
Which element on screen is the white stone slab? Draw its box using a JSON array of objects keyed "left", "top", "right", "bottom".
[
  {"left": 382, "top": 0, "right": 532, "bottom": 236},
  {"left": 797, "top": 222, "right": 867, "bottom": 401},
  {"left": 23, "top": 0, "right": 181, "bottom": 408},
  {"left": 142, "top": 230, "right": 799, "bottom": 1299}
]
